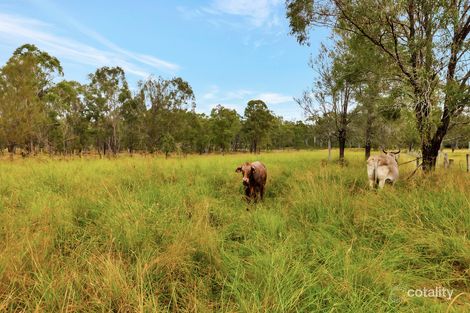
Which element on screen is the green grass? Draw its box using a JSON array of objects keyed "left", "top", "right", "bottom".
[{"left": 0, "top": 149, "right": 468, "bottom": 312}]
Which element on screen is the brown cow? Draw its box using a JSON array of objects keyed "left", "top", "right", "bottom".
[{"left": 235, "top": 161, "right": 267, "bottom": 202}]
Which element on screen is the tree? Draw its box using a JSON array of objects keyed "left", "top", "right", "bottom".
[
  {"left": 297, "top": 43, "right": 354, "bottom": 162},
  {"left": 121, "top": 92, "right": 146, "bottom": 154},
  {"left": 0, "top": 44, "right": 63, "bottom": 155},
  {"left": 87, "top": 66, "right": 130, "bottom": 155},
  {"left": 210, "top": 105, "right": 241, "bottom": 154},
  {"left": 270, "top": 116, "right": 295, "bottom": 149},
  {"left": 292, "top": 121, "right": 315, "bottom": 148},
  {"left": 139, "top": 76, "right": 195, "bottom": 151},
  {"left": 444, "top": 111, "right": 470, "bottom": 150},
  {"left": 339, "top": 31, "right": 399, "bottom": 159},
  {"left": 286, "top": 0, "right": 470, "bottom": 171},
  {"left": 192, "top": 113, "right": 212, "bottom": 154},
  {"left": 161, "top": 133, "right": 176, "bottom": 158},
  {"left": 45, "top": 80, "right": 89, "bottom": 154},
  {"left": 242, "top": 100, "right": 275, "bottom": 153}
]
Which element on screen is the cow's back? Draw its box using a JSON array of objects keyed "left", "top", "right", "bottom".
[
  {"left": 377, "top": 155, "right": 399, "bottom": 181},
  {"left": 251, "top": 161, "right": 267, "bottom": 185}
]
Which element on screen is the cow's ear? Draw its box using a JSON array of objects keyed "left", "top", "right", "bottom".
[
  {"left": 235, "top": 166, "right": 242, "bottom": 173},
  {"left": 251, "top": 165, "right": 256, "bottom": 173}
]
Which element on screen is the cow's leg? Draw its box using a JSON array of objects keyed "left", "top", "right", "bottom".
[
  {"left": 249, "top": 186, "right": 255, "bottom": 202},
  {"left": 245, "top": 187, "right": 252, "bottom": 202},
  {"left": 367, "top": 165, "right": 376, "bottom": 189},
  {"left": 378, "top": 179, "right": 386, "bottom": 189},
  {"left": 260, "top": 185, "right": 264, "bottom": 200},
  {"left": 253, "top": 186, "right": 259, "bottom": 203}
]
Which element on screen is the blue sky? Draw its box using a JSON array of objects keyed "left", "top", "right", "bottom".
[{"left": 0, "top": 0, "right": 329, "bottom": 120}]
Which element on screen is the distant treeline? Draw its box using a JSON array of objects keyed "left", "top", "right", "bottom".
[
  {"left": 0, "top": 44, "right": 318, "bottom": 157},
  {"left": 1, "top": 44, "right": 468, "bottom": 159}
]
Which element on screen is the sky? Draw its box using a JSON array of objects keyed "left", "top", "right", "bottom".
[{"left": 0, "top": 0, "right": 329, "bottom": 120}]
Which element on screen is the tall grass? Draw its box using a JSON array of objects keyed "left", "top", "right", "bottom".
[{"left": 0, "top": 150, "right": 468, "bottom": 312}]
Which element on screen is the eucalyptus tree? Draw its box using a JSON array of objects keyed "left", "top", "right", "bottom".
[
  {"left": 297, "top": 42, "right": 355, "bottom": 162},
  {"left": 192, "top": 113, "right": 212, "bottom": 154},
  {"left": 0, "top": 44, "right": 63, "bottom": 154},
  {"left": 270, "top": 116, "right": 295, "bottom": 149},
  {"left": 210, "top": 105, "right": 241, "bottom": 154},
  {"left": 286, "top": 0, "right": 470, "bottom": 171},
  {"left": 87, "top": 66, "right": 130, "bottom": 155},
  {"left": 138, "top": 76, "right": 195, "bottom": 152},
  {"left": 243, "top": 100, "right": 275, "bottom": 153},
  {"left": 121, "top": 92, "right": 146, "bottom": 154},
  {"left": 45, "top": 80, "right": 89, "bottom": 154},
  {"left": 161, "top": 133, "right": 176, "bottom": 158},
  {"left": 339, "top": 32, "right": 399, "bottom": 158}
]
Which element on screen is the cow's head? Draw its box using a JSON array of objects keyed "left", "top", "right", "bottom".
[
  {"left": 235, "top": 162, "right": 256, "bottom": 186},
  {"left": 383, "top": 149, "right": 400, "bottom": 161}
]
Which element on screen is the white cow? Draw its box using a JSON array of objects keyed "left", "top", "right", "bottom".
[{"left": 367, "top": 150, "right": 400, "bottom": 189}]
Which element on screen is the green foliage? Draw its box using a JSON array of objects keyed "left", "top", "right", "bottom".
[
  {"left": 139, "top": 76, "right": 195, "bottom": 151},
  {"left": 0, "top": 44, "right": 321, "bottom": 156},
  {"left": 243, "top": 100, "right": 275, "bottom": 153},
  {"left": 286, "top": 0, "right": 470, "bottom": 169},
  {"left": 161, "top": 132, "right": 176, "bottom": 158},
  {"left": 210, "top": 105, "right": 241, "bottom": 153},
  {"left": 120, "top": 94, "right": 146, "bottom": 153},
  {"left": 87, "top": 66, "right": 130, "bottom": 155},
  {"left": 45, "top": 80, "right": 90, "bottom": 153},
  {"left": 0, "top": 44, "right": 63, "bottom": 153}
]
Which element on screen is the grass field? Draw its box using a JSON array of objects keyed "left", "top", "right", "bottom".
[{"left": 0, "top": 149, "right": 468, "bottom": 312}]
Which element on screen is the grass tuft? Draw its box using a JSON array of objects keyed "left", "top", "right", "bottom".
[{"left": 0, "top": 150, "right": 468, "bottom": 312}]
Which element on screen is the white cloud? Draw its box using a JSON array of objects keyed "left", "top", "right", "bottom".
[
  {"left": 210, "top": 0, "right": 282, "bottom": 28},
  {"left": 133, "top": 54, "right": 180, "bottom": 72},
  {"left": 199, "top": 87, "right": 291, "bottom": 106},
  {"left": 197, "top": 87, "right": 298, "bottom": 119},
  {"left": 178, "top": 0, "right": 283, "bottom": 30},
  {"left": 0, "top": 12, "right": 179, "bottom": 78},
  {"left": 201, "top": 87, "right": 253, "bottom": 103},
  {"left": 256, "top": 92, "right": 292, "bottom": 104},
  {"left": 176, "top": 6, "right": 206, "bottom": 19},
  {"left": 225, "top": 89, "right": 253, "bottom": 100},
  {"left": 202, "top": 85, "right": 220, "bottom": 100}
]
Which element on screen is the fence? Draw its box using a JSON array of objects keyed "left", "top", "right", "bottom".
[{"left": 409, "top": 153, "right": 469, "bottom": 172}]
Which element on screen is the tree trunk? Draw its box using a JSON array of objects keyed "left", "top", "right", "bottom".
[
  {"left": 338, "top": 128, "right": 346, "bottom": 162},
  {"left": 364, "top": 111, "right": 372, "bottom": 160},
  {"left": 7, "top": 143, "right": 16, "bottom": 158},
  {"left": 112, "top": 124, "right": 117, "bottom": 155},
  {"left": 29, "top": 140, "right": 34, "bottom": 155},
  {"left": 419, "top": 99, "right": 451, "bottom": 171},
  {"left": 365, "top": 143, "right": 371, "bottom": 160},
  {"left": 421, "top": 141, "right": 440, "bottom": 171},
  {"left": 327, "top": 137, "right": 332, "bottom": 161},
  {"left": 408, "top": 142, "right": 413, "bottom": 152}
]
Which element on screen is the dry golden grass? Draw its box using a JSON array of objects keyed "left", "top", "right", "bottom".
[{"left": 0, "top": 149, "right": 468, "bottom": 312}]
